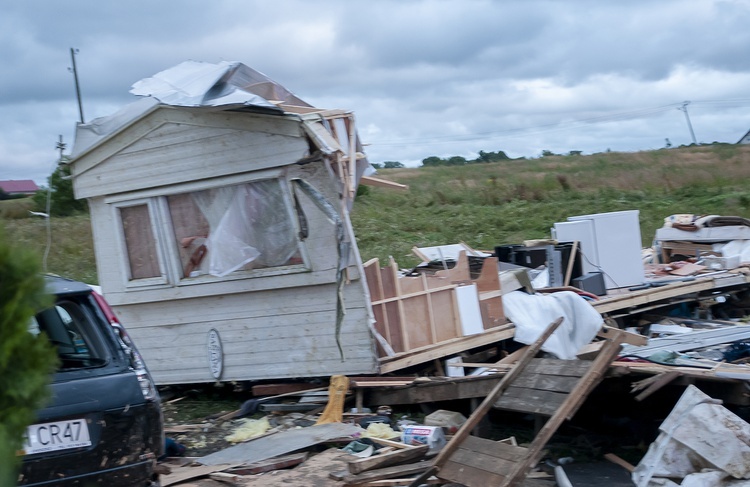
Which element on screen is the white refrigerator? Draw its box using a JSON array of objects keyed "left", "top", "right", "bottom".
[{"left": 552, "top": 210, "right": 645, "bottom": 290}]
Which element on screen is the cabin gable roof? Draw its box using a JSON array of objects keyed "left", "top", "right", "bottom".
[{"left": 70, "top": 105, "right": 308, "bottom": 199}]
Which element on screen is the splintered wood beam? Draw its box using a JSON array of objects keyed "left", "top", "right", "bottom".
[
  {"left": 347, "top": 445, "right": 429, "bottom": 475},
  {"left": 378, "top": 325, "right": 516, "bottom": 374},
  {"left": 633, "top": 370, "right": 682, "bottom": 401},
  {"left": 360, "top": 175, "right": 408, "bottom": 190}
]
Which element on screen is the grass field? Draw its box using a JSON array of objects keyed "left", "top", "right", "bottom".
[{"left": 2, "top": 143, "right": 750, "bottom": 283}]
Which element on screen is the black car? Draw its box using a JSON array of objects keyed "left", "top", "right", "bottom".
[{"left": 19, "top": 276, "right": 163, "bottom": 486}]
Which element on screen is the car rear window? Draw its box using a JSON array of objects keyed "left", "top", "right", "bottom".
[{"left": 31, "top": 298, "right": 108, "bottom": 370}]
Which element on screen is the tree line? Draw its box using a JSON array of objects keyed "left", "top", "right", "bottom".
[{"left": 372, "top": 149, "right": 518, "bottom": 169}]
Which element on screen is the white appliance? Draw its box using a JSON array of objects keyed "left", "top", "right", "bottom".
[{"left": 552, "top": 210, "right": 645, "bottom": 290}]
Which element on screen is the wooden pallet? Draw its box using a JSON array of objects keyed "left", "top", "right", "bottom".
[{"left": 410, "top": 320, "right": 624, "bottom": 487}]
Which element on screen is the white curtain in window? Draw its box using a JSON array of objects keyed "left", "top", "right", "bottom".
[
  {"left": 192, "top": 181, "right": 297, "bottom": 277},
  {"left": 193, "top": 186, "right": 260, "bottom": 277}
]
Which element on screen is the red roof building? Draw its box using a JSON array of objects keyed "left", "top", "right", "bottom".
[{"left": 0, "top": 179, "right": 40, "bottom": 195}]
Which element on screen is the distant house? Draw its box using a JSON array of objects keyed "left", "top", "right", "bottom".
[
  {"left": 0, "top": 179, "right": 39, "bottom": 196},
  {"left": 738, "top": 129, "right": 750, "bottom": 144}
]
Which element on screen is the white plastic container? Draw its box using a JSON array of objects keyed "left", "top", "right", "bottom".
[{"left": 401, "top": 425, "right": 446, "bottom": 452}]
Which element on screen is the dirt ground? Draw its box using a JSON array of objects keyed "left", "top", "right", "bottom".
[{"left": 158, "top": 387, "right": 640, "bottom": 486}]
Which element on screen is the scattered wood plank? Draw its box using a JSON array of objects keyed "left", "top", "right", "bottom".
[
  {"left": 224, "top": 452, "right": 308, "bottom": 475},
  {"left": 633, "top": 370, "right": 682, "bottom": 401},
  {"left": 160, "top": 463, "right": 241, "bottom": 487},
  {"left": 209, "top": 471, "right": 247, "bottom": 484},
  {"left": 604, "top": 452, "right": 636, "bottom": 473},
  {"left": 412, "top": 320, "right": 625, "bottom": 487},
  {"left": 348, "top": 445, "right": 429, "bottom": 474},
  {"left": 356, "top": 477, "right": 442, "bottom": 486},
  {"left": 164, "top": 424, "right": 205, "bottom": 433},
  {"left": 241, "top": 448, "right": 352, "bottom": 486},
  {"left": 165, "top": 396, "right": 188, "bottom": 405},
  {"left": 369, "top": 437, "right": 413, "bottom": 450},
  {"left": 378, "top": 324, "right": 516, "bottom": 374},
  {"left": 597, "top": 325, "right": 647, "bottom": 346},
  {"left": 341, "top": 461, "right": 432, "bottom": 485},
  {"left": 251, "top": 382, "right": 323, "bottom": 396}
]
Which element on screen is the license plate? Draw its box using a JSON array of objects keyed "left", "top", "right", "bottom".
[{"left": 23, "top": 419, "right": 92, "bottom": 455}]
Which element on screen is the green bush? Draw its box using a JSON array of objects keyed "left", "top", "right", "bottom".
[
  {"left": 32, "top": 164, "right": 88, "bottom": 217},
  {"left": 0, "top": 226, "right": 57, "bottom": 485}
]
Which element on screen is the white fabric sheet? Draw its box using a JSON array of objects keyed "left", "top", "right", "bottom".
[{"left": 501, "top": 290, "right": 603, "bottom": 360}]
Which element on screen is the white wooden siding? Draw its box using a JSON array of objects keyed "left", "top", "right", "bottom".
[
  {"left": 116, "top": 282, "right": 376, "bottom": 384},
  {"left": 73, "top": 109, "right": 308, "bottom": 199}
]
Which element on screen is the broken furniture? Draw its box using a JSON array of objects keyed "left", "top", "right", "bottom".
[{"left": 365, "top": 252, "right": 507, "bottom": 359}]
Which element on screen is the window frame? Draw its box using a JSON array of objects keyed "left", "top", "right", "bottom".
[
  {"left": 107, "top": 172, "right": 310, "bottom": 289},
  {"left": 113, "top": 198, "right": 170, "bottom": 288}
]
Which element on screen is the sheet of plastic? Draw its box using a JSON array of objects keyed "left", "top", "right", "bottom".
[{"left": 501, "top": 290, "right": 603, "bottom": 360}]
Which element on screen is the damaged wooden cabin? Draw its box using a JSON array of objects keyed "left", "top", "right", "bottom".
[{"left": 66, "top": 60, "right": 409, "bottom": 385}]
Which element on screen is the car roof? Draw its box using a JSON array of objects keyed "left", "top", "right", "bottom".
[{"left": 44, "top": 274, "right": 94, "bottom": 297}]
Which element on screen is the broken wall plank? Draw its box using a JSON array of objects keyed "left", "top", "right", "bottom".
[
  {"left": 225, "top": 452, "right": 308, "bottom": 475},
  {"left": 633, "top": 370, "right": 682, "bottom": 401},
  {"left": 161, "top": 463, "right": 241, "bottom": 487},
  {"left": 495, "top": 387, "right": 567, "bottom": 416},
  {"left": 378, "top": 325, "right": 516, "bottom": 374},
  {"left": 474, "top": 257, "right": 507, "bottom": 329},
  {"left": 343, "top": 462, "right": 431, "bottom": 485},
  {"left": 347, "top": 445, "right": 429, "bottom": 475}
]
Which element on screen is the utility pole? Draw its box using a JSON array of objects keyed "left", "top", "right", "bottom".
[
  {"left": 56, "top": 135, "right": 66, "bottom": 162},
  {"left": 677, "top": 101, "right": 697, "bottom": 145},
  {"left": 70, "top": 48, "right": 85, "bottom": 124}
]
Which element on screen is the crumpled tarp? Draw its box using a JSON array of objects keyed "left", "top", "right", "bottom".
[
  {"left": 501, "top": 290, "right": 603, "bottom": 360},
  {"left": 130, "top": 60, "right": 311, "bottom": 108},
  {"left": 72, "top": 60, "right": 310, "bottom": 158}
]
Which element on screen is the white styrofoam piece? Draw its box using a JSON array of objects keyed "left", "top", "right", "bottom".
[
  {"left": 445, "top": 356, "right": 465, "bottom": 378},
  {"left": 455, "top": 284, "right": 484, "bottom": 336}
]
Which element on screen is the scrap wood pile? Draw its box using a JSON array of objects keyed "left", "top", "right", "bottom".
[{"left": 157, "top": 317, "right": 750, "bottom": 486}]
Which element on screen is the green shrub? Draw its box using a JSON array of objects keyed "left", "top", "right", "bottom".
[
  {"left": 32, "top": 165, "right": 88, "bottom": 217},
  {"left": 0, "top": 226, "right": 57, "bottom": 485}
]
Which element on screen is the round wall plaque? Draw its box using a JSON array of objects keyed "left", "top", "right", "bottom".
[{"left": 207, "top": 328, "right": 223, "bottom": 380}]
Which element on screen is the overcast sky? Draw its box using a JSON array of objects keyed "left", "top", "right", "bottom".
[{"left": 4, "top": 0, "right": 750, "bottom": 185}]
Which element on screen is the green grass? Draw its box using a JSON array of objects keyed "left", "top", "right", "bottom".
[
  {"left": 1, "top": 214, "right": 96, "bottom": 284},
  {"left": 3, "top": 144, "right": 750, "bottom": 281}
]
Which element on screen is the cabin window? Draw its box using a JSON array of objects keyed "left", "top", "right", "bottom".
[
  {"left": 167, "top": 179, "right": 302, "bottom": 279},
  {"left": 119, "top": 204, "right": 161, "bottom": 280},
  {"left": 114, "top": 178, "right": 304, "bottom": 286}
]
